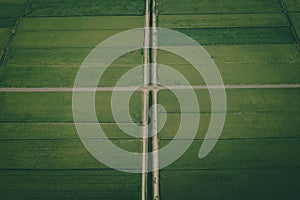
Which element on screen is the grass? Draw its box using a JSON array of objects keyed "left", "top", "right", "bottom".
[
  {"left": 24, "top": 0, "right": 145, "bottom": 17},
  {"left": 160, "top": 169, "right": 300, "bottom": 200},
  {"left": 18, "top": 16, "right": 144, "bottom": 31},
  {"left": 159, "top": 13, "right": 288, "bottom": 28},
  {"left": 0, "top": 92, "right": 142, "bottom": 123},
  {"left": 157, "top": 44, "right": 300, "bottom": 85},
  {"left": 159, "top": 0, "right": 282, "bottom": 14},
  {"left": 0, "top": 170, "right": 141, "bottom": 200},
  {"left": 174, "top": 27, "right": 295, "bottom": 45}
]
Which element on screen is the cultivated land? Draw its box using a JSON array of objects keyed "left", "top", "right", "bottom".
[
  {"left": 157, "top": 0, "right": 300, "bottom": 199},
  {"left": 0, "top": 0, "right": 300, "bottom": 200},
  {"left": 0, "top": 0, "right": 145, "bottom": 199}
]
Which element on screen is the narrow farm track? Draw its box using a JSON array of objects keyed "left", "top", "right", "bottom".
[
  {"left": 0, "top": 84, "right": 300, "bottom": 93},
  {"left": 142, "top": 0, "right": 151, "bottom": 199}
]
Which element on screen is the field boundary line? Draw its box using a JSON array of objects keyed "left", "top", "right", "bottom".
[
  {"left": 0, "top": 84, "right": 300, "bottom": 92},
  {"left": 158, "top": 12, "right": 285, "bottom": 15}
]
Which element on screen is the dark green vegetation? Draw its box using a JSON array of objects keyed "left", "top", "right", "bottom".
[
  {"left": 159, "top": 0, "right": 282, "bottom": 14},
  {"left": 0, "top": 170, "right": 140, "bottom": 200},
  {"left": 161, "top": 169, "right": 300, "bottom": 200},
  {"left": 0, "top": 0, "right": 145, "bottom": 199},
  {"left": 175, "top": 27, "right": 294, "bottom": 45},
  {"left": 158, "top": 0, "right": 300, "bottom": 199}
]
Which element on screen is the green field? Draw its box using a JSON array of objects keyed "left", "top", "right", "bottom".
[
  {"left": 161, "top": 169, "right": 300, "bottom": 200},
  {"left": 0, "top": 16, "right": 144, "bottom": 87},
  {"left": 158, "top": 44, "right": 300, "bottom": 85},
  {"left": 0, "top": 170, "right": 141, "bottom": 200},
  {"left": 158, "top": 88, "right": 300, "bottom": 113},
  {"left": 159, "top": 13, "right": 288, "bottom": 28},
  {"left": 290, "top": 13, "right": 300, "bottom": 39},
  {"left": 0, "top": 48, "right": 143, "bottom": 87},
  {"left": 0, "top": 28, "right": 10, "bottom": 48},
  {"left": 18, "top": 16, "right": 144, "bottom": 30},
  {"left": 0, "top": 0, "right": 25, "bottom": 59},
  {"left": 24, "top": 0, "right": 145, "bottom": 17},
  {"left": 159, "top": 113, "right": 300, "bottom": 139},
  {"left": 0, "top": 3, "right": 23, "bottom": 18},
  {"left": 1, "top": 0, "right": 300, "bottom": 199},
  {"left": 0, "top": 122, "right": 140, "bottom": 139},
  {"left": 174, "top": 27, "right": 295, "bottom": 45},
  {"left": 0, "top": 92, "right": 142, "bottom": 123},
  {"left": 0, "top": 0, "right": 146, "bottom": 200},
  {"left": 159, "top": 0, "right": 282, "bottom": 14},
  {"left": 284, "top": 0, "right": 300, "bottom": 12}
]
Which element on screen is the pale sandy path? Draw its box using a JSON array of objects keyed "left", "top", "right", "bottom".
[{"left": 0, "top": 84, "right": 299, "bottom": 93}]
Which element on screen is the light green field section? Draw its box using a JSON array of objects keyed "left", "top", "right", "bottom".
[
  {"left": 161, "top": 169, "right": 300, "bottom": 200},
  {"left": 0, "top": 49, "right": 143, "bottom": 87},
  {"left": 157, "top": 44, "right": 300, "bottom": 85},
  {"left": 0, "top": 92, "right": 142, "bottom": 123},
  {"left": 24, "top": 0, "right": 145, "bottom": 17},
  {"left": 159, "top": 13, "right": 288, "bottom": 28},
  {"left": 0, "top": 170, "right": 141, "bottom": 200},
  {"left": 284, "top": 0, "right": 300, "bottom": 12},
  {"left": 10, "top": 29, "right": 124, "bottom": 48},
  {"left": 159, "top": 0, "right": 282, "bottom": 14},
  {"left": 18, "top": 16, "right": 144, "bottom": 31}
]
